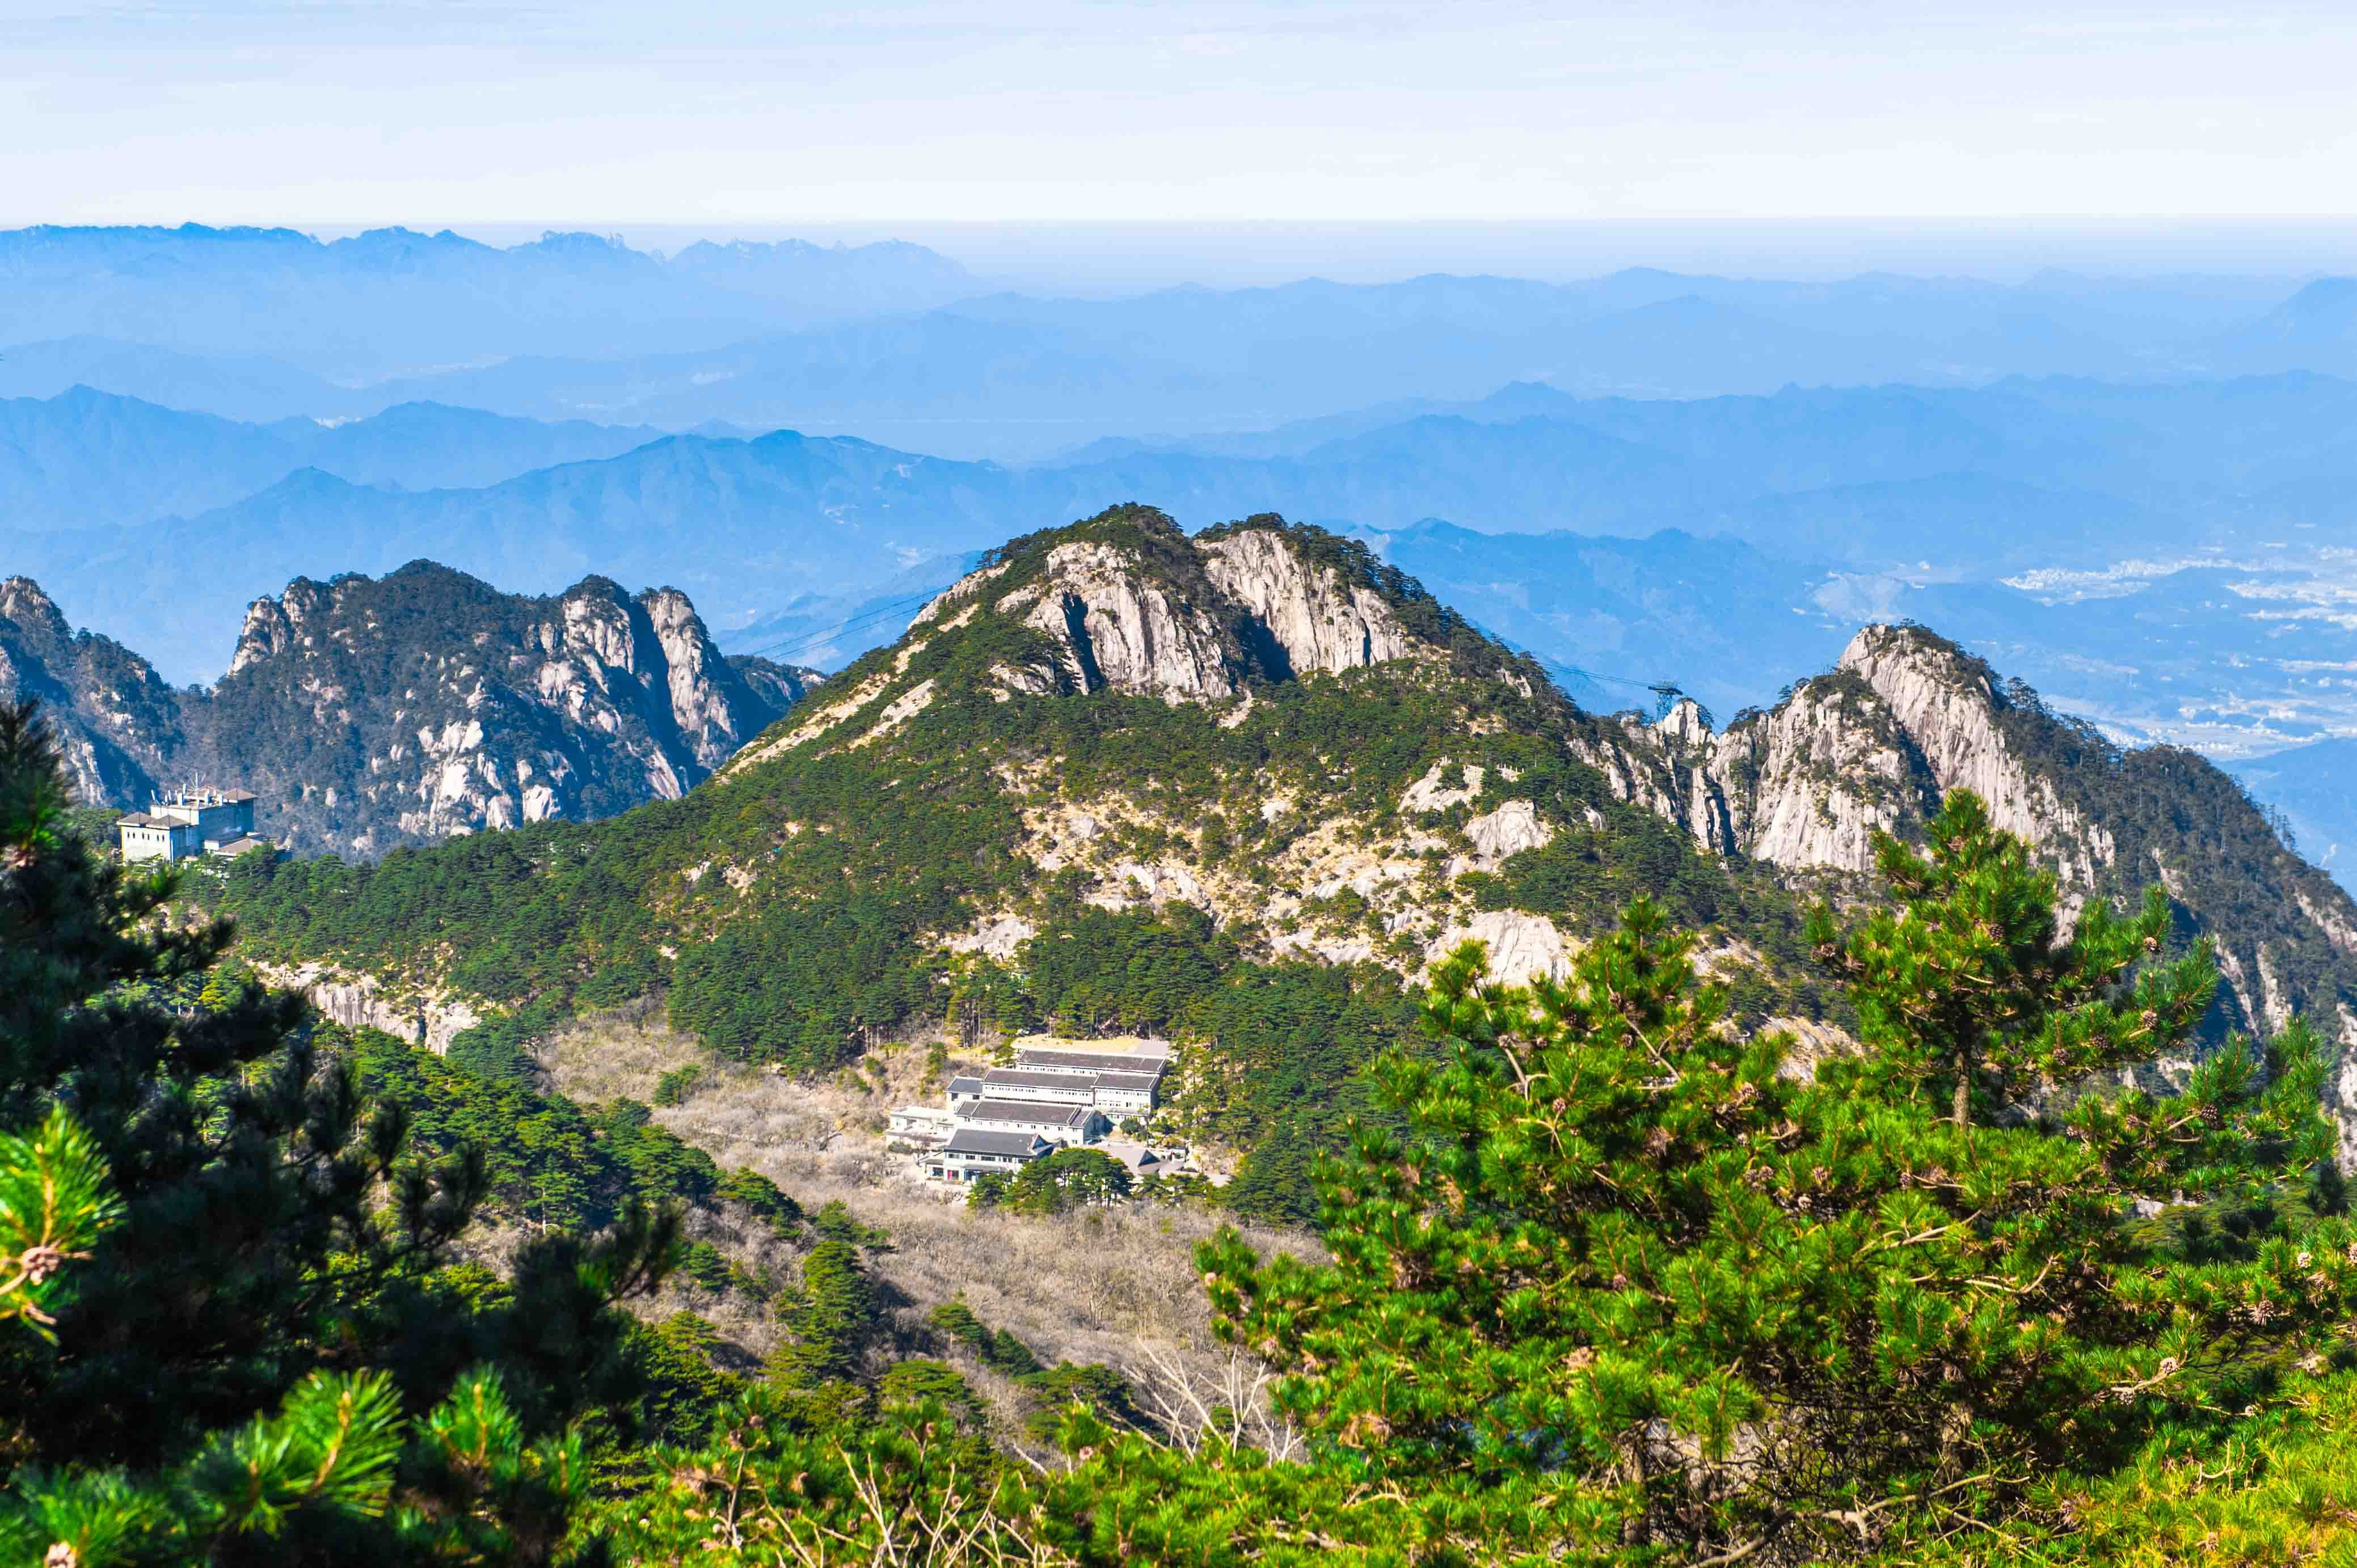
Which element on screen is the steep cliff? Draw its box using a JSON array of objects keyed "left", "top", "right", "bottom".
[
  {"left": 0, "top": 576, "right": 184, "bottom": 806},
  {"left": 0, "top": 565, "right": 819, "bottom": 856},
  {"left": 1579, "top": 623, "right": 2357, "bottom": 1055},
  {"left": 204, "top": 563, "right": 818, "bottom": 855}
]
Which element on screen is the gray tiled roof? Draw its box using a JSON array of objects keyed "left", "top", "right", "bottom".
[
  {"left": 947, "top": 1076, "right": 984, "bottom": 1094},
  {"left": 961, "top": 1099, "right": 1091, "bottom": 1128},
  {"left": 982, "top": 1067, "right": 1097, "bottom": 1091},
  {"left": 1013, "top": 1047, "right": 1170, "bottom": 1076},
  {"left": 943, "top": 1127, "right": 1048, "bottom": 1158},
  {"left": 1094, "top": 1071, "right": 1161, "bottom": 1091}
]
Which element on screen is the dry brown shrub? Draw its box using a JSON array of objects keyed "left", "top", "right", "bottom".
[{"left": 530, "top": 1007, "right": 1323, "bottom": 1389}]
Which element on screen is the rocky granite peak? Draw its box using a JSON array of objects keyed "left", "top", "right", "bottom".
[
  {"left": 205, "top": 562, "right": 816, "bottom": 854},
  {"left": 1578, "top": 622, "right": 2357, "bottom": 1060},
  {"left": 2, "top": 565, "right": 820, "bottom": 857},
  {"left": 758, "top": 508, "right": 1469, "bottom": 765},
  {"left": 0, "top": 577, "right": 70, "bottom": 643},
  {"left": 0, "top": 577, "right": 184, "bottom": 808}
]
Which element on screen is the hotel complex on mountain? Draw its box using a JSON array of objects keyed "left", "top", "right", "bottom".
[
  {"left": 115, "top": 787, "right": 270, "bottom": 863},
  {"left": 890, "top": 1036, "right": 1178, "bottom": 1185}
]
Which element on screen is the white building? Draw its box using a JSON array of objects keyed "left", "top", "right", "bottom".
[
  {"left": 116, "top": 788, "right": 263, "bottom": 864},
  {"left": 958, "top": 1098, "right": 1107, "bottom": 1142},
  {"left": 929, "top": 1127, "right": 1051, "bottom": 1184},
  {"left": 887, "top": 1105, "right": 955, "bottom": 1147},
  {"left": 903, "top": 1035, "right": 1176, "bottom": 1184}
]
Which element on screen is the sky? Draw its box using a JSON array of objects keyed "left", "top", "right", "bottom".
[{"left": 5, "top": 1, "right": 2355, "bottom": 240}]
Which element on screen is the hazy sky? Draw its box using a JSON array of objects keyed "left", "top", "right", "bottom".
[{"left": 5, "top": 1, "right": 2354, "bottom": 230}]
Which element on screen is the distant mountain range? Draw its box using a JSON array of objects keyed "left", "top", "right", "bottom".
[
  {"left": 10, "top": 372, "right": 2357, "bottom": 694},
  {"left": 0, "top": 224, "right": 976, "bottom": 378},
  {"left": 0, "top": 387, "right": 678, "bottom": 530},
  {"left": 5, "top": 236, "right": 2354, "bottom": 455}
]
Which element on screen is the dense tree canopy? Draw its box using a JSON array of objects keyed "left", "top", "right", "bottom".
[{"left": 0, "top": 702, "right": 678, "bottom": 1563}]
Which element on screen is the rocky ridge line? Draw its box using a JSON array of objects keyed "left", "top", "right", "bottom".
[{"left": 0, "top": 565, "right": 821, "bottom": 856}]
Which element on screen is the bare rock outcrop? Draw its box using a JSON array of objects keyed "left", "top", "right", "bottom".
[
  {"left": 0, "top": 564, "right": 819, "bottom": 857},
  {"left": 1585, "top": 625, "right": 2109, "bottom": 881},
  {"left": 259, "top": 961, "right": 482, "bottom": 1055},
  {"left": 768, "top": 510, "right": 1461, "bottom": 757},
  {"left": 998, "top": 542, "right": 1243, "bottom": 701},
  {"left": 1427, "top": 910, "right": 1576, "bottom": 985},
  {"left": 1199, "top": 527, "right": 1421, "bottom": 677}
]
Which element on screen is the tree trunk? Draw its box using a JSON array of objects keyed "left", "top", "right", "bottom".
[{"left": 1952, "top": 1041, "right": 1974, "bottom": 1126}]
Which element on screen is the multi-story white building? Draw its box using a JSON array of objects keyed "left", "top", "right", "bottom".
[
  {"left": 116, "top": 788, "right": 264, "bottom": 863},
  {"left": 902, "top": 1035, "right": 1175, "bottom": 1184}
]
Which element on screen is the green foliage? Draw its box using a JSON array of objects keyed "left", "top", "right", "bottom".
[
  {"left": 627, "top": 1313, "right": 743, "bottom": 1446},
  {"left": 929, "top": 1299, "right": 1044, "bottom": 1379},
  {"left": 715, "top": 1167, "right": 804, "bottom": 1237},
  {"left": 1220, "top": 1115, "right": 1325, "bottom": 1225},
  {"left": 876, "top": 1358, "right": 988, "bottom": 1429},
  {"left": 341, "top": 1026, "right": 726, "bottom": 1234},
  {"left": 1810, "top": 790, "right": 2218, "bottom": 1125},
  {"left": 986, "top": 1146, "right": 1134, "bottom": 1216},
  {"left": 809, "top": 1197, "right": 890, "bottom": 1249},
  {"left": 768, "top": 1240, "right": 884, "bottom": 1390},
  {"left": 1200, "top": 797, "right": 2347, "bottom": 1562},
  {"left": 1894, "top": 1363, "right": 2357, "bottom": 1566},
  {"left": 445, "top": 999, "right": 566, "bottom": 1084},
  {"left": 0, "top": 698, "right": 681, "bottom": 1563},
  {"left": 1015, "top": 1363, "right": 1150, "bottom": 1442},
  {"left": 651, "top": 1062, "right": 703, "bottom": 1106},
  {"left": 0, "top": 1108, "right": 121, "bottom": 1339}
]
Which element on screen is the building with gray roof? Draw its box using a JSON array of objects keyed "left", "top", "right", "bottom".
[{"left": 929, "top": 1127, "right": 1051, "bottom": 1185}]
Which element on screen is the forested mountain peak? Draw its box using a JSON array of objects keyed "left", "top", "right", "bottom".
[{"left": 1, "top": 564, "right": 820, "bottom": 857}]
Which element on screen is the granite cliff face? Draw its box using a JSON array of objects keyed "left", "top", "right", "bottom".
[
  {"left": 0, "top": 576, "right": 183, "bottom": 807},
  {"left": 965, "top": 516, "right": 1430, "bottom": 705},
  {"left": 207, "top": 563, "right": 817, "bottom": 855},
  {"left": 1579, "top": 623, "right": 2357, "bottom": 1064},
  {"left": 0, "top": 565, "right": 818, "bottom": 856}
]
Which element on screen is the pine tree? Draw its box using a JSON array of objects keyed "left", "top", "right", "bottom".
[
  {"left": 1198, "top": 790, "right": 2348, "bottom": 1561},
  {"left": 1808, "top": 790, "right": 2218, "bottom": 1125},
  {"left": 768, "top": 1239, "right": 882, "bottom": 1389},
  {"left": 0, "top": 700, "right": 677, "bottom": 1563}
]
